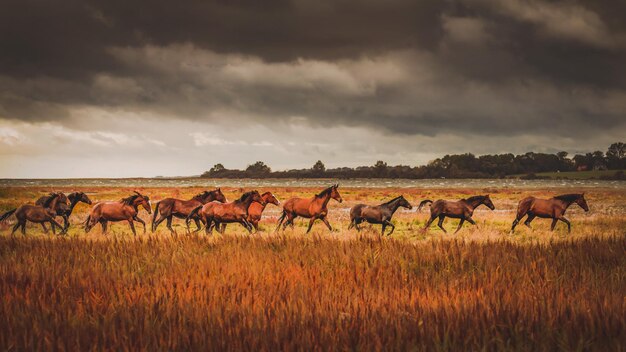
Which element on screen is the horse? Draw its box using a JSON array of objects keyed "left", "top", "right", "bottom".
[
  {"left": 214, "top": 191, "right": 281, "bottom": 233},
  {"left": 511, "top": 193, "right": 589, "bottom": 233},
  {"left": 84, "top": 191, "right": 151, "bottom": 235},
  {"left": 36, "top": 191, "right": 92, "bottom": 232},
  {"left": 348, "top": 195, "right": 412, "bottom": 236},
  {"left": 418, "top": 195, "right": 495, "bottom": 233},
  {"left": 275, "top": 184, "right": 342, "bottom": 233},
  {"left": 152, "top": 188, "right": 227, "bottom": 233},
  {"left": 186, "top": 190, "right": 265, "bottom": 235},
  {"left": 0, "top": 193, "right": 66, "bottom": 236}
]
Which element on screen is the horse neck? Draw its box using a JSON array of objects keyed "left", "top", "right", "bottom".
[
  {"left": 315, "top": 192, "right": 332, "bottom": 209},
  {"left": 67, "top": 195, "right": 80, "bottom": 214},
  {"left": 383, "top": 198, "right": 403, "bottom": 215},
  {"left": 464, "top": 197, "right": 484, "bottom": 210},
  {"left": 555, "top": 197, "right": 577, "bottom": 209},
  {"left": 238, "top": 195, "right": 257, "bottom": 210}
]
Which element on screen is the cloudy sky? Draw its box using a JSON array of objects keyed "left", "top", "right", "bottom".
[{"left": 1, "top": 0, "right": 625, "bottom": 178}]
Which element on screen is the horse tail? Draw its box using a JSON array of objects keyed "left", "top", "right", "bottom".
[
  {"left": 275, "top": 210, "right": 286, "bottom": 233},
  {"left": 151, "top": 201, "right": 160, "bottom": 232},
  {"left": 186, "top": 205, "right": 203, "bottom": 230},
  {"left": 417, "top": 200, "right": 433, "bottom": 212},
  {"left": 0, "top": 208, "right": 16, "bottom": 222}
]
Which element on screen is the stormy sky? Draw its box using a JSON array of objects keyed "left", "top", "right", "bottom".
[{"left": 1, "top": 0, "right": 625, "bottom": 178}]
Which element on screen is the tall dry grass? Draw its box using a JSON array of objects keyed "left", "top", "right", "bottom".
[{"left": 0, "top": 234, "right": 624, "bottom": 351}]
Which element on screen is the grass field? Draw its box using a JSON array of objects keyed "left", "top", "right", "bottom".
[{"left": 0, "top": 186, "right": 625, "bottom": 350}]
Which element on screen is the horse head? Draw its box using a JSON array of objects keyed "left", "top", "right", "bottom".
[
  {"left": 132, "top": 191, "right": 152, "bottom": 214},
  {"left": 330, "top": 184, "right": 343, "bottom": 203},
  {"left": 70, "top": 192, "right": 93, "bottom": 205},
  {"left": 482, "top": 195, "right": 495, "bottom": 210},
  {"left": 261, "top": 192, "right": 281, "bottom": 206},
  {"left": 576, "top": 193, "right": 590, "bottom": 212},
  {"left": 397, "top": 195, "right": 412, "bottom": 210},
  {"left": 210, "top": 188, "right": 228, "bottom": 203}
]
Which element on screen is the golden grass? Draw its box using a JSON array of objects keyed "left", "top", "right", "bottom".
[{"left": 0, "top": 186, "right": 625, "bottom": 350}]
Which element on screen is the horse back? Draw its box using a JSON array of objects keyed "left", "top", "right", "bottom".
[
  {"left": 283, "top": 197, "right": 313, "bottom": 217},
  {"left": 15, "top": 204, "right": 50, "bottom": 222}
]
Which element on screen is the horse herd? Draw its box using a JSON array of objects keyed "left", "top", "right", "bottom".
[{"left": 0, "top": 185, "right": 590, "bottom": 236}]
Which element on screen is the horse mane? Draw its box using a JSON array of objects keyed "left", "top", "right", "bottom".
[
  {"left": 120, "top": 194, "right": 140, "bottom": 205},
  {"left": 553, "top": 194, "right": 582, "bottom": 202},
  {"left": 43, "top": 193, "right": 60, "bottom": 207},
  {"left": 316, "top": 186, "right": 334, "bottom": 198},
  {"left": 464, "top": 195, "right": 486, "bottom": 203},
  {"left": 193, "top": 191, "right": 209, "bottom": 200},
  {"left": 238, "top": 191, "right": 256, "bottom": 202},
  {"left": 382, "top": 195, "right": 403, "bottom": 205},
  {"left": 262, "top": 191, "right": 273, "bottom": 197}
]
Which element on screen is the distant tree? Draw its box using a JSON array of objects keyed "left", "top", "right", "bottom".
[
  {"left": 312, "top": 160, "right": 326, "bottom": 174},
  {"left": 606, "top": 142, "right": 625, "bottom": 169},
  {"left": 246, "top": 161, "right": 271, "bottom": 175},
  {"left": 210, "top": 163, "right": 226, "bottom": 173},
  {"left": 373, "top": 161, "right": 388, "bottom": 177}
]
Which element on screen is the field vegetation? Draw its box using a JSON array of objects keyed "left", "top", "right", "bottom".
[{"left": 0, "top": 186, "right": 624, "bottom": 350}]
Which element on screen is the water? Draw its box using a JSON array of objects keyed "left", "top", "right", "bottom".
[{"left": 0, "top": 178, "right": 623, "bottom": 189}]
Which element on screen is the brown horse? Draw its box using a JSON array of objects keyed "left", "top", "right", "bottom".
[
  {"left": 276, "top": 184, "right": 342, "bottom": 233},
  {"left": 419, "top": 195, "right": 495, "bottom": 233},
  {"left": 0, "top": 193, "right": 66, "bottom": 236},
  {"left": 348, "top": 195, "right": 412, "bottom": 236},
  {"left": 36, "top": 191, "right": 92, "bottom": 232},
  {"left": 215, "top": 192, "right": 281, "bottom": 233},
  {"left": 511, "top": 193, "right": 589, "bottom": 233},
  {"left": 152, "top": 188, "right": 227, "bottom": 233},
  {"left": 186, "top": 190, "right": 265, "bottom": 235},
  {"left": 85, "top": 191, "right": 152, "bottom": 235}
]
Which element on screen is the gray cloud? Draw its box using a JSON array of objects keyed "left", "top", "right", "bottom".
[{"left": 0, "top": 0, "right": 625, "bottom": 176}]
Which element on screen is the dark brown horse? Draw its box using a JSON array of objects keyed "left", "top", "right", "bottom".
[
  {"left": 419, "top": 195, "right": 495, "bottom": 233},
  {"left": 152, "top": 188, "right": 227, "bottom": 233},
  {"left": 186, "top": 190, "right": 265, "bottom": 234},
  {"left": 348, "top": 195, "right": 412, "bottom": 236},
  {"left": 276, "top": 184, "right": 342, "bottom": 233},
  {"left": 36, "top": 191, "right": 92, "bottom": 232},
  {"left": 0, "top": 193, "right": 66, "bottom": 236},
  {"left": 214, "top": 191, "right": 281, "bottom": 233},
  {"left": 511, "top": 193, "right": 589, "bottom": 233},
  {"left": 85, "top": 191, "right": 151, "bottom": 235}
]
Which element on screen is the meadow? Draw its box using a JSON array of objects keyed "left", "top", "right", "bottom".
[{"left": 0, "top": 185, "right": 624, "bottom": 350}]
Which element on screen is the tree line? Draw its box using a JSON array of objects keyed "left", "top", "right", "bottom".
[{"left": 201, "top": 142, "right": 626, "bottom": 179}]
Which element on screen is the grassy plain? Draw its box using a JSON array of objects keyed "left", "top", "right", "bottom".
[{"left": 0, "top": 185, "right": 624, "bottom": 350}]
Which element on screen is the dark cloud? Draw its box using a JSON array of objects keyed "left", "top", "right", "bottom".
[{"left": 0, "top": 0, "right": 625, "bottom": 141}]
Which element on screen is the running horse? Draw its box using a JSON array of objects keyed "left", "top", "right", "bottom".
[
  {"left": 419, "top": 195, "right": 495, "bottom": 233},
  {"left": 186, "top": 190, "right": 265, "bottom": 235},
  {"left": 152, "top": 188, "right": 227, "bottom": 233},
  {"left": 36, "top": 191, "right": 92, "bottom": 232},
  {"left": 213, "top": 191, "right": 281, "bottom": 233},
  {"left": 276, "top": 184, "right": 343, "bottom": 233},
  {"left": 0, "top": 193, "right": 67, "bottom": 236},
  {"left": 511, "top": 193, "right": 589, "bottom": 233},
  {"left": 348, "top": 195, "right": 412, "bottom": 236},
  {"left": 84, "top": 191, "right": 152, "bottom": 235}
]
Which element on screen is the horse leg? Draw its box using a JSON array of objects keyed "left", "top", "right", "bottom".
[
  {"left": 41, "top": 223, "right": 49, "bottom": 233},
  {"left": 559, "top": 216, "right": 571, "bottom": 233},
  {"left": 194, "top": 219, "right": 203, "bottom": 233},
  {"left": 134, "top": 216, "right": 147, "bottom": 233},
  {"left": 524, "top": 214, "right": 536, "bottom": 229},
  {"left": 320, "top": 216, "right": 332, "bottom": 232},
  {"left": 385, "top": 220, "right": 395, "bottom": 236},
  {"left": 252, "top": 221, "right": 259, "bottom": 233},
  {"left": 454, "top": 219, "right": 465, "bottom": 234},
  {"left": 306, "top": 217, "right": 317, "bottom": 234},
  {"left": 153, "top": 215, "right": 166, "bottom": 232},
  {"left": 550, "top": 218, "right": 558, "bottom": 231},
  {"left": 127, "top": 219, "right": 137, "bottom": 236},
  {"left": 62, "top": 215, "right": 70, "bottom": 233},
  {"left": 46, "top": 216, "right": 63, "bottom": 235},
  {"left": 355, "top": 220, "right": 362, "bottom": 231},
  {"left": 100, "top": 220, "right": 108, "bottom": 234},
  {"left": 511, "top": 216, "right": 524, "bottom": 233},
  {"left": 21, "top": 221, "right": 27, "bottom": 235},
  {"left": 423, "top": 214, "right": 436, "bottom": 232},
  {"left": 437, "top": 215, "right": 447, "bottom": 233},
  {"left": 205, "top": 219, "right": 213, "bottom": 235},
  {"left": 11, "top": 221, "right": 22, "bottom": 236},
  {"left": 166, "top": 216, "right": 174, "bottom": 234},
  {"left": 283, "top": 213, "right": 294, "bottom": 231}
]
